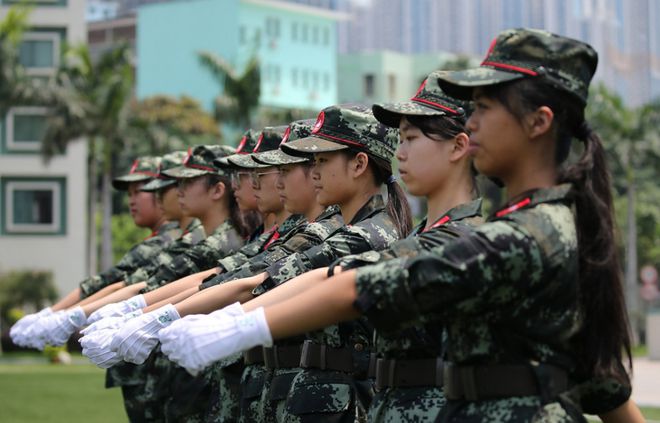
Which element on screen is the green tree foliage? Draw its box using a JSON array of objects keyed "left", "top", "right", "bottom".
[
  {"left": 0, "top": 271, "right": 58, "bottom": 323},
  {"left": 198, "top": 51, "right": 261, "bottom": 129}
]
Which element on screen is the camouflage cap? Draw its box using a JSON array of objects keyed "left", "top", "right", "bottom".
[
  {"left": 214, "top": 129, "right": 260, "bottom": 168},
  {"left": 373, "top": 71, "right": 469, "bottom": 128},
  {"left": 436, "top": 28, "right": 598, "bottom": 105},
  {"left": 252, "top": 119, "right": 315, "bottom": 166},
  {"left": 112, "top": 156, "right": 161, "bottom": 191},
  {"left": 282, "top": 104, "right": 398, "bottom": 164},
  {"left": 227, "top": 126, "right": 286, "bottom": 169},
  {"left": 163, "top": 145, "right": 235, "bottom": 179},
  {"left": 141, "top": 150, "right": 188, "bottom": 192}
]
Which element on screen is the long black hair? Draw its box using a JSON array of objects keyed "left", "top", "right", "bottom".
[
  {"left": 205, "top": 173, "right": 253, "bottom": 238},
  {"left": 482, "top": 78, "right": 632, "bottom": 383},
  {"left": 341, "top": 149, "right": 413, "bottom": 238}
]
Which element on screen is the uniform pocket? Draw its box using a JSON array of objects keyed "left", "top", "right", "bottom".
[{"left": 286, "top": 382, "right": 352, "bottom": 415}]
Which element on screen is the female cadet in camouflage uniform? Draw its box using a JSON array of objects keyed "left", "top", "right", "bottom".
[
  {"left": 160, "top": 29, "right": 645, "bottom": 422},
  {"left": 159, "top": 103, "right": 413, "bottom": 422}
]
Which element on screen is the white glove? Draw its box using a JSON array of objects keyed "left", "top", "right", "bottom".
[
  {"left": 80, "top": 327, "right": 124, "bottom": 368},
  {"left": 10, "top": 307, "right": 53, "bottom": 347},
  {"left": 87, "top": 295, "right": 147, "bottom": 324},
  {"left": 25, "top": 310, "right": 70, "bottom": 350},
  {"left": 80, "top": 309, "right": 143, "bottom": 336},
  {"left": 110, "top": 304, "right": 180, "bottom": 365},
  {"left": 39, "top": 306, "right": 87, "bottom": 347},
  {"left": 159, "top": 307, "right": 272, "bottom": 375}
]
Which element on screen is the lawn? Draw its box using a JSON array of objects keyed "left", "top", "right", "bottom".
[{"left": 0, "top": 362, "right": 125, "bottom": 423}]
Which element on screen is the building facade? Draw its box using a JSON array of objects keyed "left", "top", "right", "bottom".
[
  {"left": 0, "top": 0, "right": 88, "bottom": 296},
  {"left": 137, "top": 0, "right": 343, "bottom": 116}
]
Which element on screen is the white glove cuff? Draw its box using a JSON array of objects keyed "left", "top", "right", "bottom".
[
  {"left": 67, "top": 306, "right": 88, "bottom": 328},
  {"left": 210, "top": 302, "right": 245, "bottom": 319},
  {"left": 237, "top": 307, "right": 273, "bottom": 348},
  {"left": 38, "top": 307, "right": 54, "bottom": 317},
  {"left": 126, "top": 294, "right": 147, "bottom": 311},
  {"left": 154, "top": 304, "right": 181, "bottom": 328}
]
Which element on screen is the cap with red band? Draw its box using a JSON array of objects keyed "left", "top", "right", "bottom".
[
  {"left": 163, "top": 144, "right": 235, "bottom": 179},
  {"left": 435, "top": 28, "right": 598, "bottom": 105},
  {"left": 112, "top": 156, "right": 161, "bottom": 191},
  {"left": 281, "top": 103, "right": 398, "bottom": 164},
  {"left": 252, "top": 119, "right": 316, "bottom": 166},
  {"left": 141, "top": 150, "right": 188, "bottom": 192},
  {"left": 372, "top": 69, "right": 470, "bottom": 129},
  {"left": 227, "top": 126, "right": 287, "bottom": 169}
]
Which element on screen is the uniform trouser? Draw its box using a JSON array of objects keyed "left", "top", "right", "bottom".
[
  {"left": 368, "top": 386, "right": 445, "bottom": 423},
  {"left": 206, "top": 359, "right": 245, "bottom": 422},
  {"left": 239, "top": 363, "right": 273, "bottom": 423},
  {"left": 279, "top": 368, "right": 374, "bottom": 423},
  {"left": 438, "top": 395, "right": 587, "bottom": 423}
]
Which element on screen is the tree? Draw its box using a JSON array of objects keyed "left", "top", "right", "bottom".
[
  {"left": 587, "top": 83, "right": 660, "bottom": 342},
  {"left": 41, "top": 44, "right": 134, "bottom": 273},
  {"left": 197, "top": 51, "right": 260, "bottom": 129}
]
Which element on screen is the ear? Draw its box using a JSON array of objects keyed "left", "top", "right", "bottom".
[
  {"left": 210, "top": 181, "right": 226, "bottom": 201},
  {"left": 526, "top": 106, "right": 554, "bottom": 139},
  {"left": 351, "top": 152, "right": 370, "bottom": 178},
  {"left": 448, "top": 132, "right": 470, "bottom": 163}
]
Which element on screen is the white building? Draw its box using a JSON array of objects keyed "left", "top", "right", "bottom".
[{"left": 0, "top": 0, "right": 88, "bottom": 296}]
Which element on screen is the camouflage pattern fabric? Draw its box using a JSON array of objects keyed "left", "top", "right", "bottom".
[
  {"left": 280, "top": 368, "right": 373, "bottom": 423},
  {"left": 228, "top": 126, "right": 287, "bottom": 169},
  {"left": 78, "top": 221, "right": 181, "bottom": 298},
  {"left": 141, "top": 219, "right": 245, "bottom": 292},
  {"left": 203, "top": 214, "right": 306, "bottom": 289},
  {"left": 212, "top": 206, "right": 344, "bottom": 292},
  {"left": 164, "top": 144, "right": 235, "bottom": 179},
  {"left": 436, "top": 28, "right": 598, "bottom": 105},
  {"left": 282, "top": 104, "right": 399, "bottom": 165},
  {"left": 141, "top": 150, "right": 189, "bottom": 192},
  {"left": 561, "top": 368, "right": 632, "bottom": 416},
  {"left": 372, "top": 69, "right": 470, "bottom": 129},
  {"left": 353, "top": 184, "right": 591, "bottom": 421},
  {"left": 252, "top": 119, "right": 316, "bottom": 166},
  {"left": 112, "top": 155, "right": 161, "bottom": 191},
  {"left": 239, "top": 364, "right": 274, "bottom": 423},
  {"left": 259, "top": 195, "right": 397, "bottom": 288},
  {"left": 123, "top": 218, "right": 206, "bottom": 285},
  {"left": 363, "top": 200, "right": 483, "bottom": 423}
]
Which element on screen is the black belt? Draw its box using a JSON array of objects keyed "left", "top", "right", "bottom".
[
  {"left": 263, "top": 345, "right": 303, "bottom": 370},
  {"left": 299, "top": 340, "right": 354, "bottom": 373},
  {"left": 443, "top": 362, "right": 568, "bottom": 401},
  {"left": 243, "top": 346, "right": 264, "bottom": 365},
  {"left": 374, "top": 357, "right": 444, "bottom": 389}
]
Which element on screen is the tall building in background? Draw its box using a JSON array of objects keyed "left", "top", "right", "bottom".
[
  {"left": 0, "top": 0, "right": 88, "bottom": 296},
  {"left": 287, "top": 0, "right": 660, "bottom": 106}
]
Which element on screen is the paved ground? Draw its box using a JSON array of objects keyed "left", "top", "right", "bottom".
[{"left": 632, "top": 357, "right": 660, "bottom": 407}]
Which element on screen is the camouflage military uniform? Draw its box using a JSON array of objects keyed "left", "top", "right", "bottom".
[
  {"left": 123, "top": 218, "right": 206, "bottom": 285},
  {"left": 359, "top": 200, "right": 482, "bottom": 423},
  {"left": 141, "top": 219, "right": 245, "bottom": 292},
  {"left": 205, "top": 206, "right": 343, "bottom": 290},
  {"left": 78, "top": 221, "right": 181, "bottom": 298},
  {"left": 353, "top": 184, "right": 590, "bottom": 422}
]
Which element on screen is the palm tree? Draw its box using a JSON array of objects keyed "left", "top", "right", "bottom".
[
  {"left": 42, "top": 44, "right": 133, "bottom": 273},
  {"left": 197, "top": 51, "right": 260, "bottom": 129}
]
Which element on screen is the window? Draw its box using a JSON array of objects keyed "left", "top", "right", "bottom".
[
  {"left": 323, "top": 27, "right": 330, "bottom": 45},
  {"left": 5, "top": 107, "right": 49, "bottom": 152},
  {"left": 273, "top": 65, "right": 281, "bottom": 84},
  {"left": 301, "top": 24, "right": 309, "bottom": 43},
  {"left": 2, "top": 178, "right": 66, "bottom": 234},
  {"left": 388, "top": 74, "right": 396, "bottom": 100},
  {"left": 302, "top": 69, "right": 309, "bottom": 89},
  {"left": 323, "top": 73, "right": 330, "bottom": 91},
  {"left": 291, "top": 22, "right": 298, "bottom": 41},
  {"left": 265, "top": 17, "right": 280, "bottom": 38},
  {"left": 292, "top": 68, "right": 298, "bottom": 86},
  {"left": 239, "top": 26, "right": 247, "bottom": 45},
  {"left": 364, "top": 74, "right": 375, "bottom": 97},
  {"left": 19, "top": 32, "right": 60, "bottom": 76},
  {"left": 312, "top": 26, "right": 319, "bottom": 44},
  {"left": 312, "top": 70, "right": 319, "bottom": 87}
]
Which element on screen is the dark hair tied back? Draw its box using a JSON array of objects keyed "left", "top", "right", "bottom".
[{"left": 575, "top": 121, "right": 593, "bottom": 142}]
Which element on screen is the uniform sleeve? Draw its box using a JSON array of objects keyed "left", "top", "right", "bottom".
[
  {"left": 78, "top": 238, "right": 166, "bottom": 297},
  {"left": 353, "top": 220, "right": 544, "bottom": 332},
  {"left": 563, "top": 374, "right": 632, "bottom": 415},
  {"left": 217, "top": 233, "right": 268, "bottom": 272}
]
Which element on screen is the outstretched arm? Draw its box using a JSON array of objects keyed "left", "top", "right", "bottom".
[
  {"left": 599, "top": 399, "right": 645, "bottom": 423},
  {"left": 141, "top": 268, "right": 219, "bottom": 306},
  {"left": 76, "top": 282, "right": 127, "bottom": 307},
  {"left": 265, "top": 269, "right": 359, "bottom": 339},
  {"left": 81, "top": 282, "right": 147, "bottom": 316}
]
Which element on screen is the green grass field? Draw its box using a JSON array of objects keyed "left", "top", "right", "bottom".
[
  {"left": 0, "top": 362, "right": 125, "bottom": 423},
  {"left": 1, "top": 357, "right": 658, "bottom": 422}
]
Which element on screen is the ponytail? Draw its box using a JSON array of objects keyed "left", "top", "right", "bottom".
[
  {"left": 372, "top": 157, "right": 413, "bottom": 238},
  {"left": 206, "top": 173, "right": 254, "bottom": 238},
  {"left": 482, "top": 78, "right": 632, "bottom": 383}
]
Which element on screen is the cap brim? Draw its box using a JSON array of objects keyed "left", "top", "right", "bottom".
[
  {"left": 281, "top": 136, "right": 349, "bottom": 156},
  {"left": 252, "top": 150, "right": 310, "bottom": 166},
  {"left": 162, "top": 166, "right": 209, "bottom": 178},
  {"left": 436, "top": 68, "right": 525, "bottom": 100},
  {"left": 372, "top": 101, "right": 448, "bottom": 128},
  {"left": 112, "top": 174, "right": 152, "bottom": 190},
  {"left": 141, "top": 178, "right": 176, "bottom": 192},
  {"left": 227, "top": 154, "right": 268, "bottom": 169}
]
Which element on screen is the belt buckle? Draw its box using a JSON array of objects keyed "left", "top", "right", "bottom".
[
  {"left": 460, "top": 366, "right": 479, "bottom": 401},
  {"left": 263, "top": 347, "right": 274, "bottom": 369},
  {"left": 299, "top": 341, "right": 312, "bottom": 368}
]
